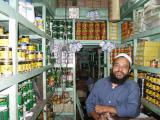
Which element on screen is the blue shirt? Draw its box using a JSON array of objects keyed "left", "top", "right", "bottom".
[{"left": 86, "top": 77, "right": 140, "bottom": 118}]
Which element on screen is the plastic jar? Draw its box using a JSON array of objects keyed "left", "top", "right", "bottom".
[
  {"left": 0, "top": 35, "right": 9, "bottom": 47},
  {"left": 36, "top": 60, "right": 43, "bottom": 68},
  {"left": 0, "top": 61, "right": 13, "bottom": 75},
  {"left": 20, "top": 36, "right": 30, "bottom": 44},
  {"left": 28, "top": 44, "right": 36, "bottom": 51},
  {"left": 18, "top": 49, "right": 26, "bottom": 61},
  {"left": 0, "top": 47, "right": 12, "bottom": 60},
  {"left": 26, "top": 51, "right": 36, "bottom": 60},
  {"left": 36, "top": 51, "right": 43, "bottom": 60}
]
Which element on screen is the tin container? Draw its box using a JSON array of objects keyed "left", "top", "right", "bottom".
[
  {"left": 36, "top": 52, "right": 43, "bottom": 60},
  {"left": 0, "top": 47, "right": 12, "bottom": 60},
  {"left": 0, "top": 61, "right": 13, "bottom": 75},
  {"left": 0, "top": 35, "right": 9, "bottom": 47},
  {"left": 18, "top": 49, "right": 26, "bottom": 61},
  {"left": 36, "top": 60, "right": 43, "bottom": 68},
  {"left": 28, "top": 44, "right": 36, "bottom": 51},
  {"left": 0, "top": 26, "right": 4, "bottom": 35},
  {"left": 26, "top": 52, "right": 36, "bottom": 60},
  {"left": 0, "top": 106, "right": 9, "bottom": 120},
  {"left": 18, "top": 92, "right": 23, "bottom": 105},
  {"left": 0, "top": 95, "right": 8, "bottom": 106},
  {"left": 20, "top": 36, "right": 30, "bottom": 44},
  {"left": 18, "top": 106, "right": 23, "bottom": 120}
]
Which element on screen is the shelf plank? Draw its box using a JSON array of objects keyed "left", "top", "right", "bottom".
[
  {"left": 25, "top": 100, "right": 46, "bottom": 120},
  {"left": 55, "top": 88, "right": 73, "bottom": 92},
  {"left": 142, "top": 98, "right": 160, "bottom": 116},
  {"left": 121, "top": 0, "right": 149, "bottom": 19},
  {"left": 0, "top": 65, "right": 54, "bottom": 91},
  {"left": 54, "top": 64, "right": 74, "bottom": 68},
  {"left": 134, "top": 65, "right": 160, "bottom": 74},
  {"left": 76, "top": 40, "right": 119, "bottom": 45},
  {"left": 54, "top": 112, "right": 74, "bottom": 116}
]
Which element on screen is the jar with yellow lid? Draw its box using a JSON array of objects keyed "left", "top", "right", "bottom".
[
  {"left": 18, "top": 49, "right": 26, "bottom": 61},
  {"left": 18, "top": 61, "right": 25, "bottom": 73},
  {"left": 20, "top": 36, "right": 30, "bottom": 44},
  {"left": 0, "top": 61, "right": 13, "bottom": 75},
  {"left": 0, "top": 47, "right": 12, "bottom": 60},
  {"left": 0, "top": 26, "right": 4, "bottom": 35},
  {"left": 36, "top": 51, "right": 43, "bottom": 60},
  {"left": 36, "top": 60, "right": 43, "bottom": 68},
  {"left": 26, "top": 51, "right": 36, "bottom": 60},
  {"left": 0, "top": 35, "right": 9, "bottom": 47},
  {"left": 28, "top": 44, "right": 36, "bottom": 51}
]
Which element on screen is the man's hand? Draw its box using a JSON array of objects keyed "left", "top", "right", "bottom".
[{"left": 95, "top": 105, "right": 117, "bottom": 114}]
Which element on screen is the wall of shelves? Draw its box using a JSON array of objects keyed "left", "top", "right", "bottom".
[
  {"left": 0, "top": 0, "right": 54, "bottom": 120},
  {"left": 120, "top": 0, "right": 160, "bottom": 117}
]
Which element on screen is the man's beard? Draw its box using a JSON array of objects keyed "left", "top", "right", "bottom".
[{"left": 110, "top": 71, "right": 129, "bottom": 85}]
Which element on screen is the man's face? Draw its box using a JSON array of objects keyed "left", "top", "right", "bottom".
[{"left": 110, "top": 57, "right": 130, "bottom": 85}]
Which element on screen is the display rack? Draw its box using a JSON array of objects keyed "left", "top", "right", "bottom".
[
  {"left": 0, "top": 0, "right": 54, "bottom": 120},
  {"left": 120, "top": 0, "right": 160, "bottom": 117}
]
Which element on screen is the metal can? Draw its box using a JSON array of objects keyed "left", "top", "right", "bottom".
[
  {"left": 28, "top": 44, "right": 36, "bottom": 51},
  {"left": 36, "top": 60, "right": 43, "bottom": 68},
  {"left": 0, "top": 95, "right": 8, "bottom": 106},
  {"left": 0, "top": 47, "right": 12, "bottom": 60},
  {"left": 0, "top": 106, "right": 9, "bottom": 120},
  {"left": 26, "top": 51, "right": 36, "bottom": 60},
  {"left": 18, "top": 49, "right": 26, "bottom": 61},
  {"left": 0, "top": 35, "right": 9, "bottom": 47},
  {"left": 36, "top": 51, "right": 43, "bottom": 60},
  {"left": 0, "top": 61, "right": 13, "bottom": 75},
  {"left": 150, "top": 59, "right": 158, "bottom": 68},
  {"left": 20, "top": 36, "right": 30, "bottom": 44}
]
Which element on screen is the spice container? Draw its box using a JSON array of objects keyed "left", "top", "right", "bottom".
[
  {"left": 0, "top": 61, "right": 13, "bottom": 75},
  {"left": 28, "top": 44, "right": 36, "bottom": 51},
  {"left": 26, "top": 51, "right": 36, "bottom": 60},
  {"left": 20, "top": 36, "right": 30, "bottom": 44},
  {"left": 0, "top": 47, "right": 12, "bottom": 60},
  {"left": 0, "top": 35, "right": 9, "bottom": 47},
  {"left": 36, "top": 51, "right": 43, "bottom": 60},
  {"left": 18, "top": 49, "right": 26, "bottom": 61}
]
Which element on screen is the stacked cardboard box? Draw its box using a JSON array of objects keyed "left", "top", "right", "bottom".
[{"left": 135, "top": 41, "right": 160, "bottom": 67}]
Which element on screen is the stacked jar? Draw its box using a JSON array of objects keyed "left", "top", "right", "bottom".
[
  {"left": 0, "top": 26, "right": 12, "bottom": 76},
  {"left": 144, "top": 74, "right": 160, "bottom": 108},
  {"left": 18, "top": 79, "right": 37, "bottom": 120},
  {"left": 18, "top": 36, "right": 43, "bottom": 73},
  {"left": 75, "top": 21, "right": 82, "bottom": 40},
  {"left": 81, "top": 22, "right": 88, "bottom": 40},
  {"left": 88, "top": 22, "right": 95, "bottom": 40},
  {"left": 94, "top": 22, "right": 101, "bottom": 40},
  {"left": 52, "top": 20, "right": 72, "bottom": 40}
]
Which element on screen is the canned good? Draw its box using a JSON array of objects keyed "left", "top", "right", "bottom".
[
  {"left": 20, "top": 36, "right": 30, "bottom": 44},
  {"left": 0, "top": 61, "right": 13, "bottom": 75},
  {"left": 36, "top": 52, "right": 43, "bottom": 60},
  {"left": 18, "top": 49, "right": 26, "bottom": 61},
  {"left": 0, "top": 95, "right": 8, "bottom": 106},
  {"left": 36, "top": 60, "right": 43, "bottom": 68},
  {"left": 28, "top": 44, "right": 36, "bottom": 51},
  {"left": 18, "top": 61, "right": 25, "bottom": 73},
  {"left": 26, "top": 52, "right": 36, "bottom": 60},
  {"left": 0, "top": 106, "right": 9, "bottom": 120},
  {"left": 18, "top": 106, "right": 23, "bottom": 120},
  {"left": 0, "top": 47, "right": 12, "bottom": 60},
  {"left": 0, "top": 26, "right": 4, "bottom": 35},
  {"left": 18, "top": 92, "right": 23, "bottom": 105},
  {"left": 0, "top": 35, "right": 9, "bottom": 47},
  {"left": 150, "top": 59, "right": 158, "bottom": 68}
]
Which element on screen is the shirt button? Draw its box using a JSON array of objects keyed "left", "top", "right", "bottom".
[{"left": 108, "top": 101, "right": 111, "bottom": 104}]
